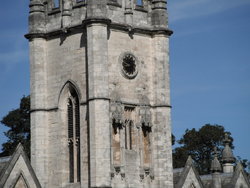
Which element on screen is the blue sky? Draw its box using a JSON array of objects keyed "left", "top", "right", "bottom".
[{"left": 0, "top": 0, "right": 249, "bottom": 162}]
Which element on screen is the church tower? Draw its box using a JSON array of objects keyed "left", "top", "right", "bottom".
[{"left": 26, "top": 0, "right": 173, "bottom": 187}]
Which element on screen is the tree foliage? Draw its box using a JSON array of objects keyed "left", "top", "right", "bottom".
[
  {"left": 1, "top": 97, "right": 249, "bottom": 176},
  {"left": 172, "top": 134, "right": 176, "bottom": 146},
  {"left": 172, "top": 124, "right": 234, "bottom": 175},
  {"left": 237, "top": 156, "right": 250, "bottom": 175},
  {"left": 0, "top": 96, "right": 30, "bottom": 157}
]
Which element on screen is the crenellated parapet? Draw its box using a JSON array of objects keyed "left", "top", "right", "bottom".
[
  {"left": 26, "top": 0, "right": 173, "bottom": 187},
  {"left": 151, "top": 0, "right": 168, "bottom": 27},
  {"left": 29, "top": 0, "right": 46, "bottom": 34},
  {"left": 26, "top": 0, "right": 172, "bottom": 39}
]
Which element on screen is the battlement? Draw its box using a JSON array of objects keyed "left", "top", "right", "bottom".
[{"left": 27, "top": 0, "right": 171, "bottom": 37}]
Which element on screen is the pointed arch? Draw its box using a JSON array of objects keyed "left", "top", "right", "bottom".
[
  {"left": 58, "top": 80, "right": 82, "bottom": 108},
  {"left": 13, "top": 172, "right": 30, "bottom": 188},
  {"left": 58, "top": 81, "right": 81, "bottom": 183}
]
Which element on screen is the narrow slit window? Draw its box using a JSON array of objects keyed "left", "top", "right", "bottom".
[
  {"left": 75, "top": 99, "right": 80, "bottom": 182},
  {"left": 129, "top": 122, "right": 132, "bottom": 150},
  {"left": 68, "top": 99, "right": 74, "bottom": 182},
  {"left": 67, "top": 92, "right": 81, "bottom": 183},
  {"left": 142, "top": 124, "right": 151, "bottom": 167},
  {"left": 125, "top": 123, "right": 128, "bottom": 149},
  {"left": 124, "top": 106, "right": 136, "bottom": 150},
  {"left": 112, "top": 120, "right": 121, "bottom": 165}
]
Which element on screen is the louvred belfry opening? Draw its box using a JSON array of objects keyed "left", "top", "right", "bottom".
[
  {"left": 68, "top": 99, "right": 74, "bottom": 182},
  {"left": 67, "top": 93, "right": 81, "bottom": 183},
  {"left": 68, "top": 100, "right": 74, "bottom": 139},
  {"left": 75, "top": 98, "right": 81, "bottom": 182}
]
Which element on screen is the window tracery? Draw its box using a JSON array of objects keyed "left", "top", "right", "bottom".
[{"left": 110, "top": 99, "right": 153, "bottom": 178}]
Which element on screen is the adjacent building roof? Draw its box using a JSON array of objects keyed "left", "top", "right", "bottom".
[
  {"left": 174, "top": 157, "right": 250, "bottom": 188},
  {"left": 0, "top": 144, "right": 41, "bottom": 188},
  {"left": 174, "top": 156, "right": 204, "bottom": 188}
]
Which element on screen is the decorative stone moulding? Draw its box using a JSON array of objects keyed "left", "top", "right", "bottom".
[
  {"left": 139, "top": 106, "right": 152, "bottom": 127},
  {"left": 111, "top": 101, "right": 124, "bottom": 125},
  {"left": 111, "top": 165, "right": 125, "bottom": 180},
  {"left": 119, "top": 52, "right": 139, "bottom": 79}
]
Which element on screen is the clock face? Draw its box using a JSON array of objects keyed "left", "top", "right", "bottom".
[{"left": 120, "top": 53, "right": 138, "bottom": 79}]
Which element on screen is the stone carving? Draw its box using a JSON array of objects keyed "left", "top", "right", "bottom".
[
  {"left": 139, "top": 105, "right": 152, "bottom": 128},
  {"left": 111, "top": 101, "right": 124, "bottom": 125},
  {"left": 110, "top": 165, "right": 126, "bottom": 180}
]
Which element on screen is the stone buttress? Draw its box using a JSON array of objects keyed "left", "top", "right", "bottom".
[{"left": 25, "top": 0, "right": 173, "bottom": 187}]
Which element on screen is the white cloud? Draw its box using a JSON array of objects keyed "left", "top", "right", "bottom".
[{"left": 168, "top": 0, "right": 250, "bottom": 22}]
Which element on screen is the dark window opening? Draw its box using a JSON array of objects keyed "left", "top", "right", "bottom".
[
  {"left": 112, "top": 120, "right": 122, "bottom": 165},
  {"left": 129, "top": 122, "right": 132, "bottom": 150},
  {"left": 67, "top": 92, "right": 80, "bottom": 183},
  {"left": 69, "top": 142, "right": 74, "bottom": 182},
  {"left": 124, "top": 106, "right": 136, "bottom": 150},
  {"left": 142, "top": 123, "right": 151, "bottom": 166},
  {"left": 125, "top": 122, "right": 128, "bottom": 149}
]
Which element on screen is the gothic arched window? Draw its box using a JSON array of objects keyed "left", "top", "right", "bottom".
[{"left": 67, "top": 92, "right": 80, "bottom": 183}]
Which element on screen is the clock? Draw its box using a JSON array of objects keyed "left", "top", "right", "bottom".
[{"left": 120, "top": 52, "right": 138, "bottom": 79}]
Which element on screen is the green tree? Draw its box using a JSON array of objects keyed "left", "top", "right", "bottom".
[
  {"left": 0, "top": 96, "right": 30, "bottom": 157},
  {"left": 237, "top": 156, "right": 250, "bottom": 175},
  {"left": 172, "top": 133, "right": 176, "bottom": 146},
  {"left": 172, "top": 124, "right": 233, "bottom": 175}
]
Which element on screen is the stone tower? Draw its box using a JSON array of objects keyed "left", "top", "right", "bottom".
[{"left": 25, "top": 0, "right": 173, "bottom": 188}]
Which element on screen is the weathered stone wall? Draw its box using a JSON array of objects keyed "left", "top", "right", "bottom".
[
  {"left": 108, "top": 31, "right": 153, "bottom": 102},
  {"left": 29, "top": 38, "right": 49, "bottom": 187},
  {"left": 46, "top": 32, "right": 87, "bottom": 188},
  {"left": 108, "top": 30, "right": 172, "bottom": 188},
  {"left": 27, "top": 0, "right": 172, "bottom": 188},
  {"left": 29, "top": 29, "right": 87, "bottom": 188}
]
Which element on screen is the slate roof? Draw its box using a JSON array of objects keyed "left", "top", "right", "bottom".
[
  {"left": 174, "top": 156, "right": 204, "bottom": 188},
  {"left": 0, "top": 156, "right": 11, "bottom": 178},
  {"left": 200, "top": 173, "right": 233, "bottom": 188},
  {"left": 173, "top": 159, "right": 250, "bottom": 188}
]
